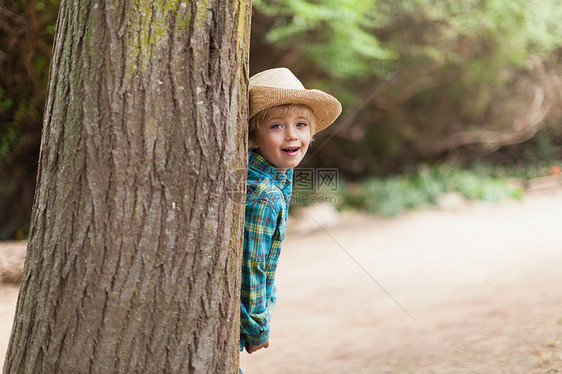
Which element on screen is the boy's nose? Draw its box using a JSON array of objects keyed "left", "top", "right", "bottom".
[{"left": 285, "top": 126, "right": 297, "bottom": 140}]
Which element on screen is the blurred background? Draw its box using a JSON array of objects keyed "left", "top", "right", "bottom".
[
  {"left": 1, "top": 2, "right": 562, "bottom": 372},
  {"left": 1, "top": 0, "right": 562, "bottom": 239}
]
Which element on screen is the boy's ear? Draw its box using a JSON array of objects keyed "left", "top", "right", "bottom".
[{"left": 248, "top": 130, "right": 260, "bottom": 150}]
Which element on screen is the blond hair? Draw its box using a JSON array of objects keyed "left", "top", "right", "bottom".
[{"left": 249, "top": 104, "right": 316, "bottom": 149}]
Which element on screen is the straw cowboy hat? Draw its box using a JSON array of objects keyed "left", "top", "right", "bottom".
[{"left": 249, "top": 68, "right": 342, "bottom": 134}]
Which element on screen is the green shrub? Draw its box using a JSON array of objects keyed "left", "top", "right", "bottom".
[{"left": 332, "top": 164, "right": 525, "bottom": 217}]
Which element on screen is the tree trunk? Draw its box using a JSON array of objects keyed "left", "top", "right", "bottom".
[{"left": 4, "top": 0, "right": 250, "bottom": 372}]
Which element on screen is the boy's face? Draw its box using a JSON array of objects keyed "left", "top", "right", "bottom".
[{"left": 255, "top": 110, "right": 312, "bottom": 171}]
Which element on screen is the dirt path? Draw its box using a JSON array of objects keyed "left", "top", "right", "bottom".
[
  {"left": 240, "top": 190, "right": 562, "bottom": 373},
  {"left": 1, "top": 189, "right": 562, "bottom": 372}
]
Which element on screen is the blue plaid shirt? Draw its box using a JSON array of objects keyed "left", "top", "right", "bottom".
[{"left": 240, "top": 151, "right": 293, "bottom": 352}]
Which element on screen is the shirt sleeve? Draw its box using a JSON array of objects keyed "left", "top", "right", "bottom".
[{"left": 240, "top": 197, "right": 278, "bottom": 346}]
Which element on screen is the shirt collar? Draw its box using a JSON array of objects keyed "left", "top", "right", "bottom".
[{"left": 248, "top": 151, "right": 293, "bottom": 191}]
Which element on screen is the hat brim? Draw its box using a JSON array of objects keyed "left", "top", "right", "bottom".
[{"left": 249, "top": 87, "right": 342, "bottom": 134}]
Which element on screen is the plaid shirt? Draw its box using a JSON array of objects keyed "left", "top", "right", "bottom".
[{"left": 240, "top": 151, "right": 293, "bottom": 351}]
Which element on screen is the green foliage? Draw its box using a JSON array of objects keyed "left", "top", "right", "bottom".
[
  {"left": 1, "top": 0, "right": 562, "bottom": 238},
  {"left": 255, "top": 0, "right": 562, "bottom": 81},
  {"left": 253, "top": 0, "right": 562, "bottom": 177},
  {"left": 0, "top": 126, "right": 17, "bottom": 161},
  {"left": 0, "top": 87, "right": 14, "bottom": 111},
  {"left": 381, "top": 0, "right": 562, "bottom": 66},
  {"left": 336, "top": 165, "right": 523, "bottom": 217},
  {"left": 253, "top": 0, "right": 396, "bottom": 78},
  {"left": 443, "top": 169, "right": 523, "bottom": 203},
  {"left": 466, "top": 129, "right": 562, "bottom": 179},
  {"left": 521, "top": 130, "right": 562, "bottom": 164},
  {"left": 0, "top": 0, "right": 58, "bottom": 239},
  {"left": 376, "top": 0, "right": 562, "bottom": 118}
]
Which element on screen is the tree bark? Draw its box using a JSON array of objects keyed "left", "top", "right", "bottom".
[{"left": 4, "top": 0, "right": 250, "bottom": 372}]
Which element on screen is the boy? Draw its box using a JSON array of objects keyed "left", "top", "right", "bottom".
[{"left": 240, "top": 68, "right": 342, "bottom": 356}]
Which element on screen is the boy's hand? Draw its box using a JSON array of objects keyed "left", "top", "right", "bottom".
[{"left": 246, "top": 340, "right": 269, "bottom": 354}]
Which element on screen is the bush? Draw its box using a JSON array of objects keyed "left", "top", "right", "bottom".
[{"left": 335, "top": 164, "right": 524, "bottom": 217}]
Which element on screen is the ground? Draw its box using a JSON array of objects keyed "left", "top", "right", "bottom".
[{"left": 1, "top": 186, "right": 562, "bottom": 373}]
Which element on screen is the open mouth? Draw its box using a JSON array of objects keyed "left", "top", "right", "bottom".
[{"left": 282, "top": 147, "right": 300, "bottom": 154}]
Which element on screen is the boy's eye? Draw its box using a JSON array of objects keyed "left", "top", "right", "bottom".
[
  {"left": 297, "top": 122, "right": 308, "bottom": 128},
  {"left": 270, "top": 123, "right": 282, "bottom": 129}
]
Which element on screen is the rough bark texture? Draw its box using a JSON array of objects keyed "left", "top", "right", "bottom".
[{"left": 4, "top": 0, "right": 250, "bottom": 372}]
